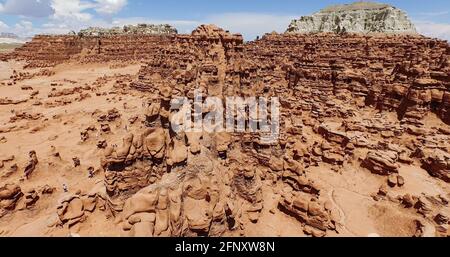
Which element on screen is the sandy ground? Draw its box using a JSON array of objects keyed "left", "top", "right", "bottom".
[
  {"left": 0, "top": 60, "right": 449, "bottom": 237},
  {"left": 0, "top": 61, "right": 143, "bottom": 236}
]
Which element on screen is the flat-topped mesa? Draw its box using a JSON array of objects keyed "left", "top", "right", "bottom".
[
  {"left": 10, "top": 24, "right": 243, "bottom": 68},
  {"left": 321, "top": 1, "right": 390, "bottom": 12},
  {"left": 10, "top": 25, "right": 178, "bottom": 68},
  {"left": 77, "top": 24, "right": 178, "bottom": 37},
  {"left": 286, "top": 1, "right": 417, "bottom": 35}
]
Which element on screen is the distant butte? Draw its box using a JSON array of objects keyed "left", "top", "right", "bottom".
[{"left": 286, "top": 1, "right": 417, "bottom": 34}]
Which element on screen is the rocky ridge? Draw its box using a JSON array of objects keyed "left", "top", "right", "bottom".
[{"left": 76, "top": 24, "right": 178, "bottom": 37}]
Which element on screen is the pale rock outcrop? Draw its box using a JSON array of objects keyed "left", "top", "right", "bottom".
[
  {"left": 287, "top": 2, "right": 417, "bottom": 35},
  {"left": 78, "top": 24, "right": 177, "bottom": 37}
]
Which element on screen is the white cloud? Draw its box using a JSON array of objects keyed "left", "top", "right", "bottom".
[
  {"left": 94, "top": 0, "right": 127, "bottom": 15},
  {"left": 0, "top": 0, "right": 55, "bottom": 17},
  {"left": 0, "top": 0, "right": 54, "bottom": 17},
  {"left": 14, "top": 20, "right": 35, "bottom": 37},
  {"left": 49, "top": 0, "right": 127, "bottom": 21},
  {"left": 9, "top": 18, "right": 104, "bottom": 37},
  {"left": 32, "top": 0, "right": 129, "bottom": 36},
  {"left": 204, "top": 13, "right": 297, "bottom": 40},
  {"left": 415, "top": 20, "right": 450, "bottom": 41},
  {"left": 15, "top": 20, "right": 33, "bottom": 30},
  {"left": 51, "top": 0, "right": 95, "bottom": 22},
  {"left": 0, "top": 20, "right": 9, "bottom": 31},
  {"left": 0, "top": 0, "right": 128, "bottom": 21}
]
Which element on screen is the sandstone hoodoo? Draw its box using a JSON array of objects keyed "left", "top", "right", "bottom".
[
  {"left": 287, "top": 1, "right": 417, "bottom": 34},
  {"left": 0, "top": 2, "right": 449, "bottom": 238}
]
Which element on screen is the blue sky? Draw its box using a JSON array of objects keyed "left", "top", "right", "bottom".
[{"left": 0, "top": 0, "right": 449, "bottom": 40}]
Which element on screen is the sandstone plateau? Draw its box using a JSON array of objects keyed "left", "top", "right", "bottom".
[{"left": 0, "top": 7, "right": 449, "bottom": 238}]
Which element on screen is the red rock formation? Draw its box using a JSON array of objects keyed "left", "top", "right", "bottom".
[
  {"left": 0, "top": 184, "right": 23, "bottom": 217},
  {"left": 2, "top": 25, "right": 449, "bottom": 237},
  {"left": 10, "top": 34, "right": 181, "bottom": 68},
  {"left": 244, "top": 33, "right": 450, "bottom": 125},
  {"left": 10, "top": 29, "right": 449, "bottom": 126}
]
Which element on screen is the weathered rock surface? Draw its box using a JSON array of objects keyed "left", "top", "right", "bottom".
[
  {"left": 0, "top": 3, "right": 449, "bottom": 238},
  {"left": 287, "top": 2, "right": 417, "bottom": 34},
  {"left": 77, "top": 24, "right": 177, "bottom": 37},
  {"left": 420, "top": 149, "right": 450, "bottom": 182},
  {"left": 0, "top": 184, "right": 23, "bottom": 216}
]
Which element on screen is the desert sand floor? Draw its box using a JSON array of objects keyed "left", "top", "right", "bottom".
[{"left": 0, "top": 61, "right": 449, "bottom": 237}]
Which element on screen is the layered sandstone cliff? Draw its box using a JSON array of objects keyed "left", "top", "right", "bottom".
[
  {"left": 7, "top": 24, "right": 450, "bottom": 125},
  {"left": 10, "top": 34, "right": 175, "bottom": 67},
  {"left": 286, "top": 2, "right": 417, "bottom": 34}
]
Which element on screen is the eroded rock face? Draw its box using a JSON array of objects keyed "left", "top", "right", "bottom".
[
  {"left": 249, "top": 33, "right": 450, "bottom": 125},
  {"left": 0, "top": 184, "right": 23, "bottom": 217},
  {"left": 1, "top": 12, "right": 449, "bottom": 237},
  {"left": 9, "top": 25, "right": 449, "bottom": 128},
  {"left": 10, "top": 34, "right": 175, "bottom": 68},
  {"left": 362, "top": 151, "right": 400, "bottom": 175},
  {"left": 24, "top": 151, "right": 38, "bottom": 179},
  {"left": 279, "top": 190, "right": 335, "bottom": 237},
  {"left": 57, "top": 188, "right": 108, "bottom": 227},
  {"left": 121, "top": 156, "right": 240, "bottom": 237},
  {"left": 420, "top": 149, "right": 450, "bottom": 182},
  {"left": 101, "top": 129, "right": 166, "bottom": 197},
  {"left": 287, "top": 2, "right": 417, "bottom": 34}
]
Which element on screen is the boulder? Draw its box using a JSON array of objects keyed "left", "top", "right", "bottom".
[{"left": 362, "top": 151, "right": 399, "bottom": 175}]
